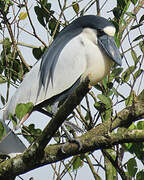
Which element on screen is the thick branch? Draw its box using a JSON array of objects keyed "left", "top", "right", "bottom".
[
  {"left": 29, "top": 78, "right": 91, "bottom": 153},
  {"left": 87, "top": 89, "right": 144, "bottom": 138},
  {"left": 0, "top": 87, "right": 144, "bottom": 179},
  {"left": 102, "top": 150, "right": 127, "bottom": 180},
  {"left": 0, "top": 129, "right": 144, "bottom": 179}
]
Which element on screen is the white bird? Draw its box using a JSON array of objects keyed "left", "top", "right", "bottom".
[{"left": 0, "top": 15, "right": 122, "bottom": 156}]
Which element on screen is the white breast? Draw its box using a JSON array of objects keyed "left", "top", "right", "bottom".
[{"left": 80, "top": 28, "right": 113, "bottom": 85}]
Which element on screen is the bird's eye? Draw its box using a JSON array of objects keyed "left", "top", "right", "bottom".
[{"left": 97, "top": 29, "right": 105, "bottom": 37}]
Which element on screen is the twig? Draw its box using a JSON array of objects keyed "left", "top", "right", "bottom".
[
  {"left": 58, "top": 158, "right": 75, "bottom": 179},
  {"left": 85, "top": 95, "right": 93, "bottom": 127},
  {"left": 119, "top": 0, "right": 144, "bottom": 39},
  {"left": 90, "top": 153, "right": 105, "bottom": 170},
  {"left": 95, "top": 0, "right": 100, "bottom": 15},
  {"left": 85, "top": 154, "right": 102, "bottom": 180},
  {"left": 50, "top": 0, "right": 67, "bottom": 44},
  {"left": 76, "top": 107, "right": 89, "bottom": 128},
  {"left": 102, "top": 150, "right": 127, "bottom": 180},
  {"left": 26, "top": 78, "right": 90, "bottom": 154},
  {"left": 24, "top": 0, "right": 47, "bottom": 47}
]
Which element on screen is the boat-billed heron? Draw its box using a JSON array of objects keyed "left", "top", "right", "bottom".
[{"left": 0, "top": 15, "right": 122, "bottom": 156}]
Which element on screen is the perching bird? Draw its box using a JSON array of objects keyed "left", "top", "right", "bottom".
[{"left": 0, "top": 15, "right": 122, "bottom": 156}]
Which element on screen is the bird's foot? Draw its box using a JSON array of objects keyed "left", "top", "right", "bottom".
[
  {"left": 61, "top": 138, "right": 82, "bottom": 153},
  {"left": 61, "top": 123, "right": 83, "bottom": 153}
]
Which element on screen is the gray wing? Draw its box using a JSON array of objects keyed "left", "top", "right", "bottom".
[
  {"left": 0, "top": 120, "right": 26, "bottom": 155},
  {"left": 40, "top": 22, "right": 82, "bottom": 87},
  {"left": 3, "top": 32, "right": 87, "bottom": 120}
]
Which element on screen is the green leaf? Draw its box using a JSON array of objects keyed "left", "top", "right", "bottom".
[
  {"left": 41, "top": 0, "right": 47, "bottom": 6},
  {"left": 19, "top": 12, "right": 28, "bottom": 20},
  {"left": 34, "top": 6, "right": 46, "bottom": 27},
  {"left": 134, "top": 143, "right": 144, "bottom": 161},
  {"left": 139, "top": 41, "right": 144, "bottom": 54},
  {"left": 85, "top": 112, "right": 90, "bottom": 121},
  {"left": 32, "top": 47, "right": 44, "bottom": 60},
  {"left": 3, "top": 38, "right": 11, "bottom": 52},
  {"left": 124, "top": 143, "right": 133, "bottom": 150},
  {"left": 72, "top": 2, "right": 79, "bottom": 15},
  {"left": 102, "top": 76, "right": 108, "bottom": 90},
  {"left": 131, "top": 50, "right": 139, "bottom": 65},
  {"left": 127, "top": 158, "right": 137, "bottom": 177},
  {"left": 72, "top": 156, "right": 83, "bottom": 170},
  {"left": 15, "top": 102, "right": 34, "bottom": 121},
  {"left": 131, "top": 0, "right": 138, "bottom": 5},
  {"left": 0, "top": 0, "right": 13, "bottom": 12},
  {"left": 125, "top": 12, "right": 136, "bottom": 17},
  {"left": 22, "top": 124, "right": 42, "bottom": 143},
  {"left": 111, "top": 67, "right": 123, "bottom": 77},
  {"left": 125, "top": 141, "right": 144, "bottom": 162},
  {"left": 129, "top": 123, "right": 136, "bottom": 130},
  {"left": 134, "top": 69, "right": 143, "bottom": 80},
  {"left": 48, "top": 18, "right": 60, "bottom": 37},
  {"left": 112, "top": 87, "right": 119, "bottom": 97},
  {"left": 137, "top": 121, "right": 144, "bottom": 130},
  {"left": 136, "top": 170, "right": 144, "bottom": 180},
  {"left": 34, "top": 3, "right": 54, "bottom": 29},
  {"left": 97, "top": 94, "right": 111, "bottom": 108},
  {"left": 121, "top": 66, "right": 135, "bottom": 82},
  {"left": 107, "top": 90, "right": 113, "bottom": 97},
  {"left": 112, "top": 7, "right": 122, "bottom": 21},
  {"left": 0, "top": 121, "right": 6, "bottom": 140},
  {"left": 125, "top": 91, "right": 134, "bottom": 106},
  {"left": 110, "top": 67, "right": 123, "bottom": 81},
  {"left": 0, "top": 95, "right": 5, "bottom": 105},
  {"left": 8, "top": 113, "right": 18, "bottom": 127},
  {"left": 131, "top": 24, "right": 143, "bottom": 30},
  {"left": 94, "top": 102, "right": 103, "bottom": 111},
  {"left": 104, "top": 108, "right": 112, "bottom": 121},
  {"left": 119, "top": 0, "right": 131, "bottom": 18},
  {"left": 94, "top": 84, "right": 103, "bottom": 92},
  {"left": 114, "top": 33, "right": 121, "bottom": 47},
  {"left": 133, "top": 35, "right": 144, "bottom": 42},
  {"left": 139, "top": 15, "right": 144, "bottom": 24}
]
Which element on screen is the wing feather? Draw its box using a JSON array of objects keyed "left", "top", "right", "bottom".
[{"left": 3, "top": 33, "right": 87, "bottom": 120}]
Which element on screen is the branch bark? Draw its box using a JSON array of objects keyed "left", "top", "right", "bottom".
[
  {"left": 0, "top": 78, "right": 91, "bottom": 179},
  {"left": 0, "top": 129, "right": 144, "bottom": 179},
  {"left": 0, "top": 87, "right": 144, "bottom": 179}
]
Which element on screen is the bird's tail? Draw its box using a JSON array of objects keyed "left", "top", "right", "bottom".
[{"left": 0, "top": 120, "right": 26, "bottom": 157}]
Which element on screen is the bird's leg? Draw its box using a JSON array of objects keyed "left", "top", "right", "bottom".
[
  {"left": 63, "top": 121, "right": 84, "bottom": 133},
  {"left": 36, "top": 106, "right": 84, "bottom": 133},
  {"left": 31, "top": 103, "right": 84, "bottom": 152},
  {"left": 36, "top": 106, "right": 83, "bottom": 152},
  {"left": 14, "top": 112, "right": 32, "bottom": 130},
  {"left": 61, "top": 123, "right": 82, "bottom": 153},
  {"left": 51, "top": 101, "right": 59, "bottom": 114},
  {"left": 51, "top": 102, "right": 84, "bottom": 150}
]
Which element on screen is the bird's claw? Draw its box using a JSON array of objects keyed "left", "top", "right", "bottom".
[{"left": 61, "top": 138, "right": 82, "bottom": 153}]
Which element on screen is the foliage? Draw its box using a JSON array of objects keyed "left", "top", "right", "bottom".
[{"left": 0, "top": 0, "right": 144, "bottom": 179}]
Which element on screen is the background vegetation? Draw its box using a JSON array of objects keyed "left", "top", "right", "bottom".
[{"left": 0, "top": 0, "right": 144, "bottom": 179}]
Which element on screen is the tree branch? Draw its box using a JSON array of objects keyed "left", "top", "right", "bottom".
[
  {"left": 119, "top": 0, "right": 144, "bottom": 39},
  {"left": 0, "top": 129, "right": 144, "bottom": 179},
  {"left": 102, "top": 150, "right": 127, "bottom": 180},
  {"left": 0, "top": 88, "right": 144, "bottom": 179}
]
